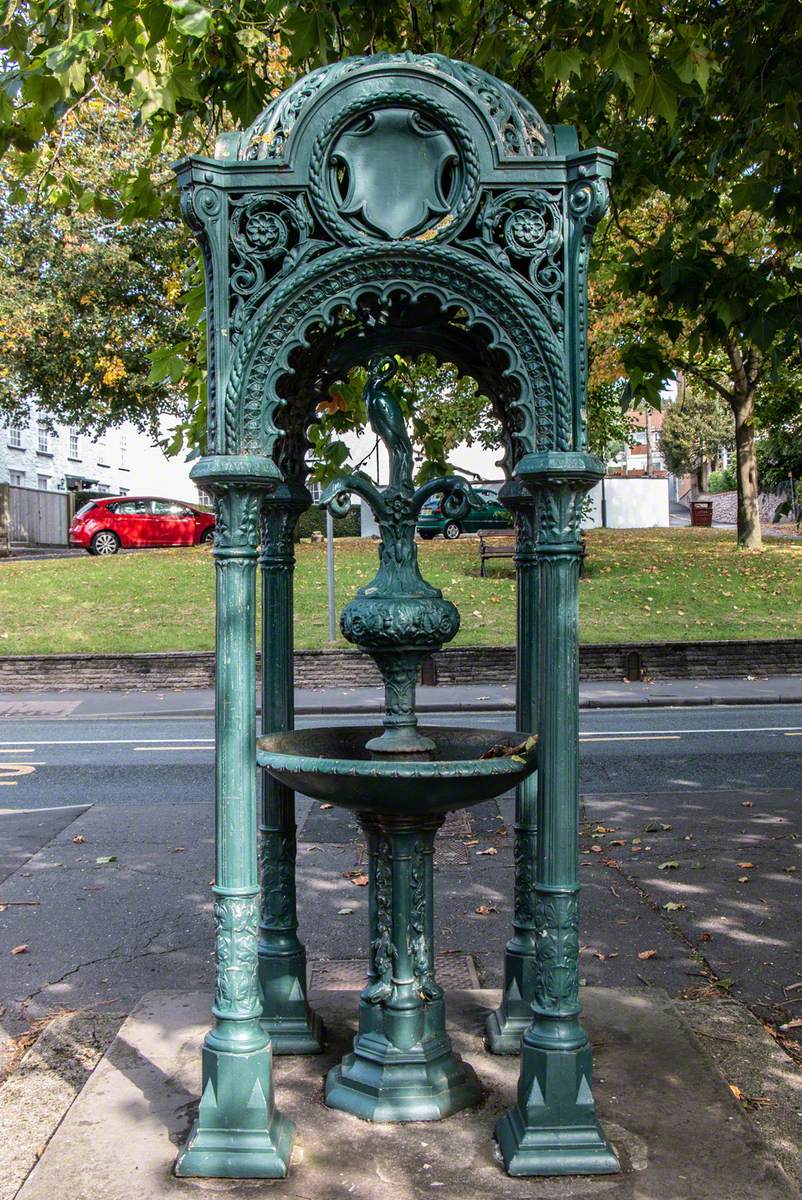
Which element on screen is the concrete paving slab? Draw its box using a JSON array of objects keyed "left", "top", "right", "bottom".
[{"left": 16, "top": 987, "right": 796, "bottom": 1200}]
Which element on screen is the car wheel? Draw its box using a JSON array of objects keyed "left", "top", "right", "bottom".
[
  {"left": 200, "top": 527, "right": 215, "bottom": 544},
  {"left": 90, "top": 530, "right": 120, "bottom": 556},
  {"left": 443, "top": 521, "right": 461, "bottom": 540}
]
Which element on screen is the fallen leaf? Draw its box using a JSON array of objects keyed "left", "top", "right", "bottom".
[
  {"left": 779, "top": 1018, "right": 802, "bottom": 1031},
  {"left": 72, "top": 835, "right": 86, "bottom": 844},
  {"left": 95, "top": 856, "right": 117, "bottom": 865},
  {"left": 729, "top": 1084, "right": 742, "bottom": 1101},
  {"left": 474, "top": 904, "right": 497, "bottom": 915},
  {"left": 464, "top": 839, "right": 479, "bottom": 846},
  {"left": 698, "top": 932, "right": 712, "bottom": 942},
  {"left": 645, "top": 822, "right": 672, "bottom": 832},
  {"left": 662, "top": 902, "right": 687, "bottom": 911},
  {"left": 350, "top": 874, "right": 369, "bottom": 887},
  {"left": 737, "top": 862, "right": 755, "bottom": 870},
  {"left": 476, "top": 847, "right": 498, "bottom": 857},
  {"left": 11, "top": 944, "right": 28, "bottom": 955},
  {"left": 738, "top": 875, "right": 750, "bottom": 883},
  {"left": 609, "top": 839, "right": 626, "bottom": 847},
  {"left": 783, "top": 865, "right": 797, "bottom": 873},
  {"left": 590, "top": 845, "right": 603, "bottom": 853},
  {"left": 741, "top": 801, "right": 753, "bottom": 808},
  {"left": 658, "top": 861, "right": 680, "bottom": 870},
  {"left": 319, "top": 803, "right": 333, "bottom": 811},
  {"left": 172, "top": 847, "right": 185, "bottom": 853},
  {"left": 637, "top": 949, "right": 657, "bottom": 960},
  {"left": 337, "top": 907, "right": 354, "bottom": 916}
]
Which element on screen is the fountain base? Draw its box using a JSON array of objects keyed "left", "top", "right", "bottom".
[{"left": 326, "top": 1017, "right": 481, "bottom": 1122}]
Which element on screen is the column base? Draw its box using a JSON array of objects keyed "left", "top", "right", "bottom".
[
  {"left": 485, "top": 945, "right": 537, "bottom": 1054},
  {"left": 175, "top": 1037, "right": 294, "bottom": 1179},
  {"left": 325, "top": 1029, "right": 481, "bottom": 1123},
  {"left": 259, "top": 947, "right": 325, "bottom": 1054},
  {"left": 495, "top": 1036, "right": 619, "bottom": 1177}
]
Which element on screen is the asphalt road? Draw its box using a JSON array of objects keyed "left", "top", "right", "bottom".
[
  {"left": 0, "top": 702, "right": 800, "bottom": 811},
  {"left": 0, "top": 702, "right": 799, "bottom": 1040}
]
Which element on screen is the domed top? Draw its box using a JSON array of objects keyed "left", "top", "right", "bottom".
[{"left": 222, "top": 52, "right": 553, "bottom": 162}]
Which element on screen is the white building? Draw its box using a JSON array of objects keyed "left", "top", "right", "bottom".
[{"left": 1, "top": 408, "right": 199, "bottom": 502}]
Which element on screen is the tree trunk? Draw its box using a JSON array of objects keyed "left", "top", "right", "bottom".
[{"left": 732, "top": 386, "right": 762, "bottom": 549}]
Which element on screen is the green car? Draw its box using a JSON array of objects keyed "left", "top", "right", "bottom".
[{"left": 417, "top": 486, "right": 513, "bottom": 540}]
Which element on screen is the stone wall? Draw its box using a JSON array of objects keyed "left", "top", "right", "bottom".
[{"left": 1, "top": 639, "right": 801, "bottom": 691}]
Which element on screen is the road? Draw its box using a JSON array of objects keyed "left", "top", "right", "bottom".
[
  {"left": 0, "top": 701, "right": 799, "bottom": 1042},
  {"left": 0, "top": 702, "right": 800, "bottom": 810}
]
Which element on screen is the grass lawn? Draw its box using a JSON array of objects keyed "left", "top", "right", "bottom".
[{"left": 0, "top": 528, "right": 800, "bottom": 656}]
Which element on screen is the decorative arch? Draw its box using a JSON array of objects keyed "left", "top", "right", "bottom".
[{"left": 224, "top": 243, "right": 572, "bottom": 471}]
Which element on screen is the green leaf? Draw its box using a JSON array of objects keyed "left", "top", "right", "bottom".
[
  {"left": 543, "top": 47, "right": 584, "bottom": 83},
  {"left": 22, "top": 72, "right": 62, "bottom": 111},
  {"left": 610, "top": 47, "right": 650, "bottom": 93},
  {"left": 657, "top": 860, "right": 680, "bottom": 870},
  {"left": 650, "top": 73, "right": 678, "bottom": 125},
  {"left": 167, "top": 0, "right": 212, "bottom": 38}
]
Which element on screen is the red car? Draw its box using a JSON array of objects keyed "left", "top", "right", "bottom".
[{"left": 69, "top": 496, "right": 215, "bottom": 556}]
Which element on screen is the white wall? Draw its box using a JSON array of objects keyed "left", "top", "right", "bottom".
[{"left": 583, "top": 477, "right": 669, "bottom": 529}]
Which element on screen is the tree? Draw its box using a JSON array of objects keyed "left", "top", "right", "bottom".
[
  {"left": 658, "top": 377, "right": 733, "bottom": 489},
  {"left": 2, "top": 0, "right": 800, "bottom": 551},
  {"left": 0, "top": 98, "right": 198, "bottom": 437}
]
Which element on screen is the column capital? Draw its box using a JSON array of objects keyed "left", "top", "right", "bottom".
[
  {"left": 515, "top": 451, "right": 603, "bottom": 551},
  {"left": 259, "top": 483, "right": 312, "bottom": 565},
  {"left": 191, "top": 456, "right": 280, "bottom": 553},
  {"left": 514, "top": 450, "right": 604, "bottom": 493}
]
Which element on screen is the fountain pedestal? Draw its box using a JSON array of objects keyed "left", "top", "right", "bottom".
[{"left": 326, "top": 814, "right": 481, "bottom": 1121}]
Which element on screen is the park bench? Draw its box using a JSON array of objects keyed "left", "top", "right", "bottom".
[{"left": 477, "top": 528, "right": 588, "bottom": 578}]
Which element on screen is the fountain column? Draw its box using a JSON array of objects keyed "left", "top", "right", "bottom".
[
  {"left": 496, "top": 451, "right": 618, "bottom": 1177},
  {"left": 258, "top": 485, "right": 324, "bottom": 1053},
  {"left": 176, "top": 457, "right": 293, "bottom": 1180},
  {"left": 326, "top": 812, "right": 480, "bottom": 1122},
  {"left": 486, "top": 481, "right": 539, "bottom": 1053}
]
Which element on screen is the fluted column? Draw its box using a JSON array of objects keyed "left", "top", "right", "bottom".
[
  {"left": 486, "top": 481, "right": 539, "bottom": 1052},
  {"left": 496, "top": 451, "right": 618, "bottom": 1177},
  {"left": 258, "top": 485, "right": 324, "bottom": 1053},
  {"left": 176, "top": 456, "right": 293, "bottom": 1180}
]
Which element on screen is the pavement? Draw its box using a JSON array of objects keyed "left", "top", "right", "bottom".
[
  {"left": 2, "top": 674, "right": 802, "bottom": 722},
  {"left": 11, "top": 988, "right": 800, "bottom": 1200},
  {"left": 0, "top": 689, "right": 799, "bottom": 1196}
]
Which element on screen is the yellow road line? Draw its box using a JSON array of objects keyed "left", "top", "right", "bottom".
[{"left": 784, "top": 731, "right": 802, "bottom": 737}]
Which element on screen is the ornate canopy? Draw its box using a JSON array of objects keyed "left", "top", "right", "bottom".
[{"left": 174, "top": 52, "right": 614, "bottom": 482}]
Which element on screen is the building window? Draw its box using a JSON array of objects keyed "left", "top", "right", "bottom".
[
  {"left": 119, "top": 432, "right": 128, "bottom": 467},
  {"left": 37, "top": 474, "right": 49, "bottom": 490},
  {"left": 9, "top": 470, "right": 24, "bottom": 486},
  {"left": 37, "top": 423, "right": 49, "bottom": 454},
  {"left": 197, "top": 488, "right": 213, "bottom": 507},
  {"left": 69, "top": 429, "right": 79, "bottom": 458},
  {"left": 97, "top": 437, "right": 108, "bottom": 466},
  {"left": 309, "top": 481, "right": 322, "bottom": 502},
  {"left": 8, "top": 424, "right": 23, "bottom": 448}
]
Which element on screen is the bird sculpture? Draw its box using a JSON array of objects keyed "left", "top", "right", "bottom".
[{"left": 364, "top": 356, "right": 414, "bottom": 490}]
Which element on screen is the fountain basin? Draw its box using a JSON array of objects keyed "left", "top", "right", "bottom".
[{"left": 256, "top": 725, "right": 537, "bottom": 815}]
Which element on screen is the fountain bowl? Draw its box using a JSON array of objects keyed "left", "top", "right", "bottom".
[{"left": 256, "top": 725, "right": 537, "bottom": 816}]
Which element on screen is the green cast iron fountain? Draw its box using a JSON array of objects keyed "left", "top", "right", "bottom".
[
  {"left": 258, "top": 357, "right": 538, "bottom": 1121},
  {"left": 173, "top": 50, "right": 619, "bottom": 1180}
]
